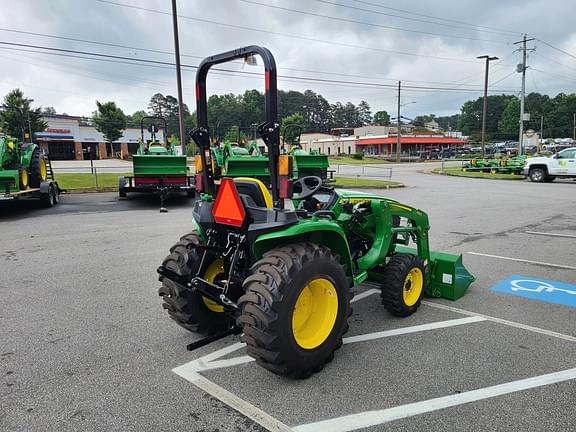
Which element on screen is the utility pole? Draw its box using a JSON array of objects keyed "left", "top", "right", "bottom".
[
  {"left": 477, "top": 55, "right": 498, "bottom": 158},
  {"left": 171, "top": 0, "right": 187, "bottom": 155},
  {"left": 396, "top": 80, "right": 401, "bottom": 162},
  {"left": 514, "top": 34, "right": 535, "bottom": 155},
  {"left": 540, "top": 115, "right": 544, "bottom": 151}
]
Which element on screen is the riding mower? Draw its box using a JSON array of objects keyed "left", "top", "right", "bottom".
[
  {"left": 118, "top": 116, "right": 194, "bottom": 209},
  {"left": 158, "top": 46, "right": 475, "bottom": 378}
]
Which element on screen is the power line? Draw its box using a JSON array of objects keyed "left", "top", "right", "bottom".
[
  {"left": 93, "top": 0, "right": 503, "bottom": 64},
  {"left": 237, "top": 0, "right": 509, "bottom": 43},
  {"left": 310, "top": 0, "right": 516, "bottom": 36},
  {"left": 537, "top": 39, "right": 576, "bottom": 62},
  {"left": 0, "top": 40, "right": 518, "bottom": 93},
  {"left": 352, "top": 0, "right": 519, "bottom": 36}
]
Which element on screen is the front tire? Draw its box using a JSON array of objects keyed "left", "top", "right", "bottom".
[
  {"left": 380, "top": 253, "right": 426, "bottom": 317},
  {"left": 158, "top": 232, "right": 232, "bottom": 333},
  {"left": 529, "top": 167, "right": 546, "bottom": 182},
  {"left": 238, "top": 243, "right": 352, "bottom": 378}
]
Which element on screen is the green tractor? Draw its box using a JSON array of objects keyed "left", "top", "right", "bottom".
[
  {"left": 0, "top": 107, "right": 59, "bottom": 206},
  {"left": 119, "top": 116, "right": 194, "bottom": 208},
  {"left": 283, "top": 123, "right": 332, "bottom": 182},
  {"left": 208, "top": 138, "right": 268, "bottom": 180},
  {"left": 158, "top": 47, "right": 475, "bottom": 378}
]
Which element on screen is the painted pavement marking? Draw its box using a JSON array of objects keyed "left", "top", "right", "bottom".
[
  {"left": 491, "top": 275, "right": 576, "bottom": 308},
  {"left": 292, "top": 368, "right": 576, "bottom": 432},
  {"left": 467, "top": 251, "right": 576, "bottom": 270},
  {"left": 525, "top": 231, "right": 576, "bottom": 239}
]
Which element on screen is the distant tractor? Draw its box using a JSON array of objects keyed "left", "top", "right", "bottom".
[
  {"left": 118, "top": 116, "right": 194, "bottom": 208},
  {"left": 0, "top": 107, "right": 59, "bottom": 206}
]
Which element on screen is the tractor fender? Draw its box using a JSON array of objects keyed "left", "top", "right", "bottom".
[
  {"left": 20, "top": 143, "right": 38, "bottom": 168},
  {"left": 252, "top": 219, "right": 353, "bottom": 277}
]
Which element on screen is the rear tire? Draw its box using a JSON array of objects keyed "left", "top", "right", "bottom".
[
  {"left": 118, "top": 176, "right": 127, "bottom": 198},
  {"left": 158, "top": 232, "right": 232, "bottom": 333},
  {"left": 29, "top": 148, "right": 47, "bottom": 188},
  {"left": 380, "top": 253, "right": 426, "bottom": 317},
  {"left": 529, "top": 167, "right": 546, "bottom": 182},
  {"left": 238, "top": 243, "right": 352, "bottom": 378}
]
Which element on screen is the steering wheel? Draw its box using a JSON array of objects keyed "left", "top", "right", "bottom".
[{"left": 292, "top": 176, "right": 322, "bottom": 200}]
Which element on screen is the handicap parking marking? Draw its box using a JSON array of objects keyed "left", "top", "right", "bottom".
[{"left": 491, "top": 275, "right": 576, "bottom": 308}]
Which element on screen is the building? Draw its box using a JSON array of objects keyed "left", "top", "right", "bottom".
[
  {"left": 356, "top": 133, "right": 469, "bottom": 156},
  {"left": 35, "top": 114, "right": 165, "bottom": 160}
]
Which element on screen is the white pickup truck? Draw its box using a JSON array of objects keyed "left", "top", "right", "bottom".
[{"left": 524, "top": 147, "right": 576, "bottom": 182}]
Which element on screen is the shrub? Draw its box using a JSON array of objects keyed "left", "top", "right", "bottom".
[{"left": 353, "top": 151, "right": 364, "bottom": 160}]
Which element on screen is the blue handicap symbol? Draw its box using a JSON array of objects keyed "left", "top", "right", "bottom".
[{"left": 491, "top": 275, "right": 576, "bottom": 308}]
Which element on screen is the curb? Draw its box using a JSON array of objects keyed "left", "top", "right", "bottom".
[
  {"left": 429, "top": 170, "right": 525, "bottom": 181},
  {"left": 333, "top": 183, "right": 405, "bottom": 189}
]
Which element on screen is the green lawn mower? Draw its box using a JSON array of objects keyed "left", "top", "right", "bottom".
[
  {"left": 158, "top": 46, "right": 475, "bottom": 378},
  {"left": 119, "top": 116, "right": 194, "bottom": 210},
  {"left": 0, "top": 107, "right": 59, "bottom": 206}
]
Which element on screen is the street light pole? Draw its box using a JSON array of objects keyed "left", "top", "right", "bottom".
[
  {"left": 477, "top": 55, "right": 498, "bottom": 158},
  {"left": 396, "top": 80, "right": 401, "bottom": 162},
  {"left": 171, "top": 0, "right": 187, "bottom": 155}
]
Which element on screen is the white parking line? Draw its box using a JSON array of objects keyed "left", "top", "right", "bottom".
[
  {"left": 467, "top": 251, "right": 576, "bottom": 270},
  {"left": 423, "top": 301, "right": 576, "bottom": 343},
  {"left": 292, "top": 368, "right": 576, "bottom": 432},
  {"left": 525, "top": 231, "right": 576, "bottom": 239},
  {"left": 350, "top": 288, "right": 379, "bottom": 303}
]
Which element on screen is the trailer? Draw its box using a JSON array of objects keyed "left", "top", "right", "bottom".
[{"left": 0, "top": 179, "right": 60, "bottom": 207}]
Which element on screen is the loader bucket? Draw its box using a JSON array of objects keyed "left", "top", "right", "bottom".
[
  {"left": 426, "top": 250, "right": 475, "bottom": 300},
  {"left": 394, "top": 246, "right": 475, "bottom": 300}
]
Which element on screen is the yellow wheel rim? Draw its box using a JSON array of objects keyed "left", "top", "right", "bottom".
[
  {"left": 403, "top": 268, "right": 423, "bottom": 307},
  {"left": 292, "top": 278, "right": 339, "bottom": 349},
  {"left": 202, "top": 259, "right": 225, "bottom": 313},
  {"left": 20, "top": 169, "right": 29, "bottom": 189},
  {"left": 39, "top": 158, "right": 47, "bottom": 181}
]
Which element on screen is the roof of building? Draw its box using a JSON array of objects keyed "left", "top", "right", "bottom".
[{"left": 357, "top": 135, "right": 468, "bottom": 145}]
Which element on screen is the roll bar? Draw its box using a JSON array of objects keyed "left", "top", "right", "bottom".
[
  {"left": 140, "top": 116, "right": 168, "bottom": 143},
  {"left": 190, "top": 46, "right": 281, "bottom": 207}
]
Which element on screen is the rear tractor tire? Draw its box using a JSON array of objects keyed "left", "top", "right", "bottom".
[
  {"left": 238, "top": 243, "right": 352, "bottom": 378},
  {"left": 380, "top": 253, "right": 426, "bottom": 317},
  {"left": 158, "top": 232, "right": 233, "bottom": 333},
  {"left": 29, "top": 148, "right": 48, "bottom": 188}
]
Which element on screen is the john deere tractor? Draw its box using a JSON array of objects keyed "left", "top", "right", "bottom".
[
  {"left": 0, "top": 108, "right": 58, "bottom": 206},
  {"left": 119, "top": 116, "right": 194, "bottom": 207},
  {"left": 158, "top": 47, "right": 475, "bottom": 378}
]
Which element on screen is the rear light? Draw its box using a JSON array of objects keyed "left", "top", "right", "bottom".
[
  {"left": 195, "top": 173, "right": 203, "bottom": 192},
  {"left": 279, "top": 155, "right": 293, "bottom": 176},
  {"left": 279, "top": 176, "right": 293, "bottom": 199},
  {"left": 195, "top": 155, "right": 203, "bottom": 173},
  {"left": 212, "top": 178, "right": 246, "bottom": 227}
]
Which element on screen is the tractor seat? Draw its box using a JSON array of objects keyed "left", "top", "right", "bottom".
[{"left": 233, "top": 177, "right": 273, "bottom": 208}]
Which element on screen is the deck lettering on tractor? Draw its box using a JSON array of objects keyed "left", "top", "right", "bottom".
[{"left": 491, "top": 275, "right": 576, "bottom": 307}]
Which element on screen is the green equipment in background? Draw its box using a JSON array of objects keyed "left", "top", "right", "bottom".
[
  {"left": 118, "top": 116, "right": 194, "bottom": 210},
  {"left": 0, "top": 106, "right": 60, "bottom": 207}
]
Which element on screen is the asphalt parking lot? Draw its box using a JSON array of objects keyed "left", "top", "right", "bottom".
[{"left": 1, "top": 171, "right": 575, "bottom": 432}]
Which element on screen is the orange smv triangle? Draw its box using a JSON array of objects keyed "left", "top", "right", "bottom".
[{"left": 212, "top": 178, "right": 246, "bottom": 227}]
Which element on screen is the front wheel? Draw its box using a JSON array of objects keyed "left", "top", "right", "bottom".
[
  {"left": 529, "top": 167, "right": 546, "bottom": 182},
  {"left": 238, "top": 243, "right": 352, "bottom": 378},
  {"left": 380, "top": 253, "right": 426, "bottom": 317}
]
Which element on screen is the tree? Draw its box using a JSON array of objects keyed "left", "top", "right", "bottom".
[
  {"left": 93, "top": 101, "right": 126, "bottom": 157},
  {"left": 373, "top": 110, "right": 390, "bottom": 126},
  {"left": 498, "top": 98, "right": 520, "bottom": 139},
  {"left": 0, "top": 89, "right": 47, "bottom": 140},
  {"left": 281, "top": 113, "right": 304, "bottom": 147},
  {"left": 357, "top": 100, "right": 372, "bottom": 125},
  {"left": 458, "top": 95, "right": 514, "bottom": 139},
  {"left": 41, "top": 106, "right": 56, "bottom": 115},
  {"left": 127, "top": 110, "right": 147, "bottom": 128}
]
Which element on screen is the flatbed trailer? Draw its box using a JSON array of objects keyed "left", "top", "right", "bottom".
[{"left": 0, "top": 180, "right": 60, "bottom": 207}]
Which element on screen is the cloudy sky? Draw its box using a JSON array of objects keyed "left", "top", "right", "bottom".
[{"left": 1, "top": 0, "right": 575, "bottom": 120}]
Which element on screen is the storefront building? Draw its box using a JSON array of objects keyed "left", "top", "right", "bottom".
[{"left": 35, "top": 114, "right": 165, "bottom": 160}]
